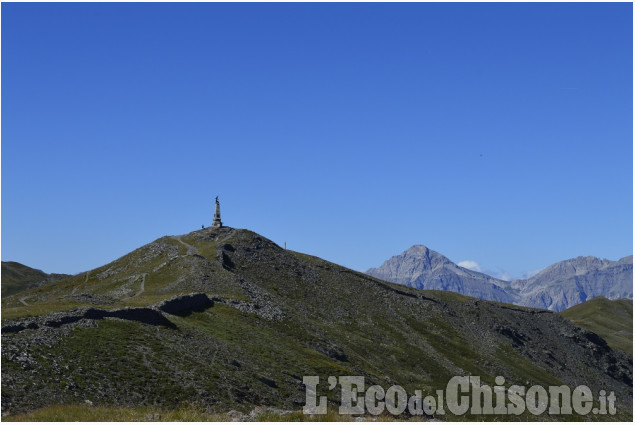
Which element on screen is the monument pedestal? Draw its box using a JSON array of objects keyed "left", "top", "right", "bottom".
[{"left": 212, "top": 197, "right": 223, "bottom": 228}]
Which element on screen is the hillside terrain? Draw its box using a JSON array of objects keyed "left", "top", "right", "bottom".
[
  {"left": 560, "top": 297, "right": 633, "bottom": 355},
  {"left": 2, "top": 227, "right": 632, "bottom": 420},
  {"left": 1, "top": 261, "right": 70, "bottom": 298},
  {"left": 367, "top": 246, "right": 632, "bottom": 311}
]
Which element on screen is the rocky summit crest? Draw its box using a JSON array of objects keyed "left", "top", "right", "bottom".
[{"left": 367, "top": 245, "right": 515, "bottom": 303}]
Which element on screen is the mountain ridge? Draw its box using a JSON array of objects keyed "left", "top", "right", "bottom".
[
  {"left": 1, "top": 261, "right": 71, "bottom": 298},
  {"left": 366, "top": 245, "right": 633, "bottom": 311}
]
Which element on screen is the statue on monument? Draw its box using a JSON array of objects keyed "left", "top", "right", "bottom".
[{"left": 212, "top": 196, "right": 223, "bottom": 228}]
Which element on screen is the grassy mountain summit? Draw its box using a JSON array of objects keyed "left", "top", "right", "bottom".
[
  {"left": 1, "top": 227, "right": 632, "bottom": 420},
  {"left": 561, "top": 297, "right": 633, "bottom": 355}
]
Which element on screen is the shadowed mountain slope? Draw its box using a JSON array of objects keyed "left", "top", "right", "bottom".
[{"left": 2, "top": 228, "right": 632, "bottom": 420}]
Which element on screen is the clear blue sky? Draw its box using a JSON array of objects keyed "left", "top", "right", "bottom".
[{"left": 2, "top": 2, "right": 632, "bottom": 279}]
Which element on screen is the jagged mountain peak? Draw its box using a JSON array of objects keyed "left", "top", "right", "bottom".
[
  {"left": 398, "top": 245, "right": 453, "bottom": 264},
  {"left": 402, "top": 244, "right": 434, "bottom": 254},
  {"left": 367, "top": 244, "right": 515, "bottom": 304},
  {"left": 366, "top": 244, "right": 451, "bottom": 284}
]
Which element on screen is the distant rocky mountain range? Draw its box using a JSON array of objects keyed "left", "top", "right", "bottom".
[{"left": 366, "top": 246, "right": 632, "bottom": 312}]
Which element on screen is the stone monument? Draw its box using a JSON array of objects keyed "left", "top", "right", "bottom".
[{"left": 212, "top": 196, "right": 223, "bottom": 228}]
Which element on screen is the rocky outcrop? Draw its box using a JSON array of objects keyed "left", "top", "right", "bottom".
[
  {"left": 2, "top": 293, "right": 222, "bottom": 334},
  {"left": 1, "top": 307, "right": 176, "bottom": 333},
  {"left": 155, "top": 293, "right": 214, "bottom": 317},
  {"left": 213, "top": 297, "right": 285, "bottom": 321}
]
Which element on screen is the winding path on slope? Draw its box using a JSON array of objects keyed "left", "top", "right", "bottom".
[
  {"left": 172, "top": 235, "right": 199, "bottom": 256},
  {"left": 121, "top": 273, "right": 147, "bottom": 301},
  {"left": 118, "top": 236, "right": 200, "bottom": 302},
  {"left": 71, "top": 272, "right": 90, "bottom": 295},
  {"left": 131, "top": 273, "right": 147, "bottom": 299}
]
